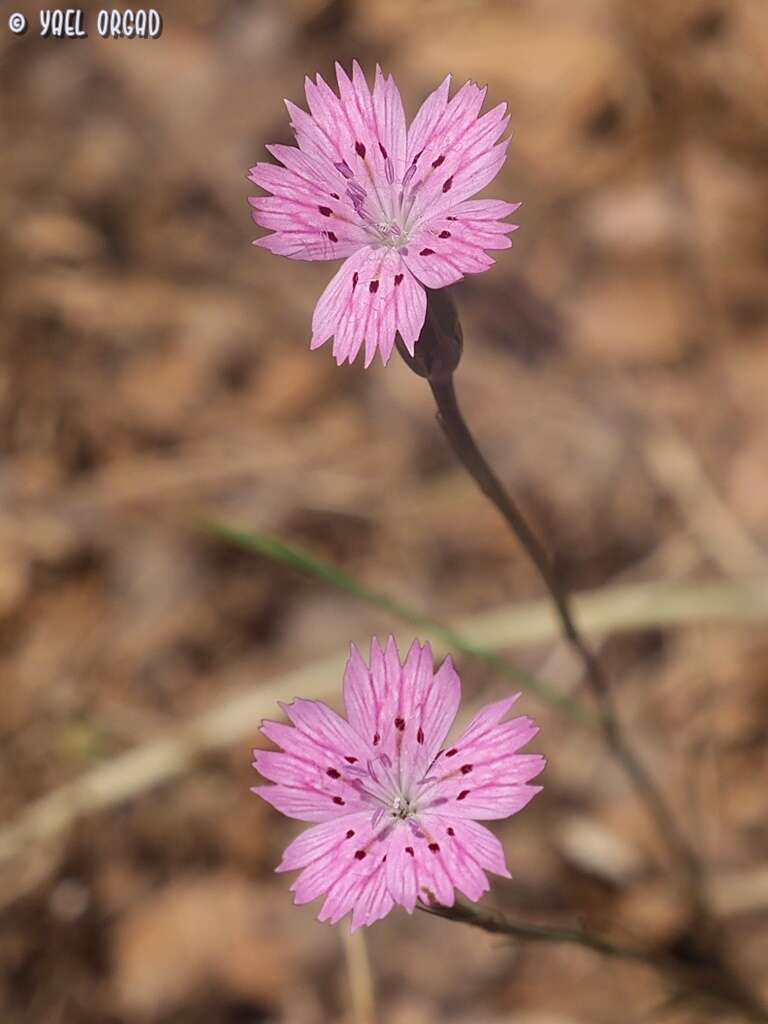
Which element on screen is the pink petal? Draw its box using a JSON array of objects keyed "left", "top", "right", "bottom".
[
  {"left": 385, "top": 822, "right": 421, "bottom": 912},
  {"left": 350, "top": 860, "right": 395, "bottom": 930},
  {"left": 249, "top": 144, "right": 369, "bottom": 261},
  {"left": 318, "top": 838, "right": 392, "bottom": 926},
  {"left": 310, "top": 246, "right": 426, "bottom": 366},
  {"left": 421, "top": 697, "right": 546, "bottom": 820},
  {"left": 420, "top": 816, "right": 510, "bottom": 902},
  {"left": 288, "top": 816, "right": 394, "bottom": 927},
  {"left": 405, "top": 80, "right": 510, "bottom": 226},
  {"left": 403, "top": 199, "right": 520, "bottom": 287},
  {"left": 277, "top": 811, "right": 373, "bottom": 871},
  {"left": 253, "top": 698, "right": 373, "bottom": 822}
]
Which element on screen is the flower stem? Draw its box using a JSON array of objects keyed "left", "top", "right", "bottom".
[
  {"left": 401, "top": 289, "right": 704, "bottom": 914},
  {"left": 342, "top": 925, "right": 376, "bottom": 1024},
  {"left": 418, "top": 900, "right": 768, "bottom": 1023}
]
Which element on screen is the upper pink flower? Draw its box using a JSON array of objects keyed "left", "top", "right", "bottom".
[
  {"left": 252, "top": 637, "right": 544, "bottom": 930},
  {"left": 248, "top": 63, "right": 519, "bottom": 367}
]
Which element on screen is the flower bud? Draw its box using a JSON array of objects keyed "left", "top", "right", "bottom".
[{"left": 396, "top": 287, "right": 463, "bottom": 382}]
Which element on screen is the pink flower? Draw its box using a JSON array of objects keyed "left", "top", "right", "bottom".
[
  {"left": 252, "top": 637, "right": 544, "bottom": 930},
  {"left": 248, "top": 63, "right": 519, "bottom": 367}
]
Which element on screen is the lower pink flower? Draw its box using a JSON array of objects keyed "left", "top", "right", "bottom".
[{"left": 252, "top": 637, "right": 545, "bottom": 930}]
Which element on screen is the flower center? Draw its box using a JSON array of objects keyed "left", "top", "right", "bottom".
[
  {"left": 375, "top": 220, "right": 405, "bottom": 248},
  {"left": 392, "top": 793, "right": 415, "bottom": 820}
]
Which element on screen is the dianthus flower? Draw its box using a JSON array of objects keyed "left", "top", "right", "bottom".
[
  {"left": 248, "top": 63, "right": 519, "bottom": 367},
  {"left": 252, "top": 637, "right": 544, "bottom": 930}
]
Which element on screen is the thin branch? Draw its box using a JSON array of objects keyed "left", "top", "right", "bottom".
[
  {"left": 426, "top": 372, "right": 705, "bottom": 908},
  {"left": 418, "top": 898, "right": 656, "bottom": 963},
  {"left": 419, "top": 899, "right": 768, "bottom": 1023}
]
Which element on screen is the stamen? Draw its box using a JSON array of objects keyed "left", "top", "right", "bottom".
[
  {"left": 401, "top": 164, "right": 417, "bottom": 188},
  {"left": 335, "top": 160, "right": 353, "bottom": 178}
]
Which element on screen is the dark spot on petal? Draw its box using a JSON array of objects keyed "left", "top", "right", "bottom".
[
  {"left": 327, "top": 231, "right": 338, "bottom": 242},
  {"left": 417, "top": 727, "right": 424, "bottom": 744},
  {"left": 405, "top": 846, "right": 415, "bottom": 857},
  {"left": 369, "top": 280, "right": 379, "bottom": 294},
  {"left": 382, "top": 855, "right": 387, "bottom": 862},
  {"left": 355, "top": 141, "right": 366, "bottom": 158},
  {"left": 354, "top": 849, "right": 367, "bottom": 860},
  {"left": 394, "top": 273, "right": 403, "bottom": 286},
  {"left": 457, "top": 790, "right": 470, "bottom": 801},
  {"left": 446, "top": 748, "right": 458, "bottom": 758},
  {"left": 379, "top": 142, "right": 388, "bottom": 159},
  {"left": 345, "top": 829, "right": 355, "bottom": 839},
  {"left": 412, "top": 149, "right": 423, "bottom": 164},
  {"left": 447, "top": 827, "right": 455, "bottom": 837},
  {"left": 352, "top": 272, "right": 358, "bottom": 290},
  {"left": 330, "top": 192, "right": 340, "bottom": 199},
  {"left": 429, "top": 842, "right": 440, "bottom": 853},
  {"left": 326, "top": 768, "right": 341, "bottom": 779},
  {"left": 432, "top": 154, "right": 445, "bottom": 168},
  {"left": 421, "top": 886, "right": 437, "bottom": 904},
  {"left": 460, "top": 764, "right": 473, "bottom": 775},
  {"left": 333, "top": 796, "right": 346, "bottom": 805},
  {"left": 439, "top": 230, "right": 451, "bottom": 239},
  {"left": 446, "top": 215, "right": 457, "bottom": 221},
  {"left": 318, "top": 205, "right": 332, "bottom": 216},
  {"left": 419, "top": 248, "right": 435, "bottom": 256},
  {"left": 442, "top": 176, "right": 453, "bottom": 193},
  {"left": 394, "top": 717, "right": 405, "bottom": 731},
  {"left": 373, "top": 733, "right": 380, "bottom": 746},
  {"left": 345, "top": 755, "right": 358, "bottom": 764}
]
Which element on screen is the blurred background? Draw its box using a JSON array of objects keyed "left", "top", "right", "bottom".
[{"left": 2, "top": 0, "right": 768, "bottom": 1020}]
